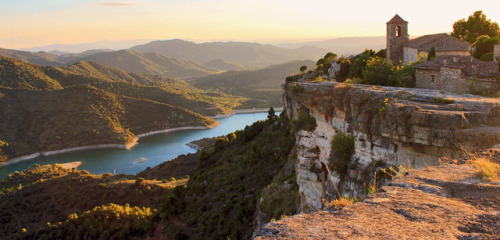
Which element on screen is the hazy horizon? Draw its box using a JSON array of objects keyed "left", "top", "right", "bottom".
[
  {"left": 15, "top": 36, "right": 388, "bottom": 53},
  {"left": 2, "top": 0, "right": 499, "bottom": 50}
]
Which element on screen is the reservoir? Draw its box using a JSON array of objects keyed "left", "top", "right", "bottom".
[{"left": 0, "top": 112, "right": 274, "bottom": 180}]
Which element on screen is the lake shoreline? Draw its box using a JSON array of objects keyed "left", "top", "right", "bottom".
[
  {"left": 211, "top": 107, "right": 283, "bottom": 119},
  {"left": 0, "top": 109, "right": 276, "bottom": 167},
  {"left": 0, "top": 125, "right": 214, "bottom": 167}
]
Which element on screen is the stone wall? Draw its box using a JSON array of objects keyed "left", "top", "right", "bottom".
[
  {"left": 403, "top": 47, "right": 419, "bottom": 64},
  {"left": 494, "top": 44, "right": 500, "bottom": 61},
  {"left": 439, "top": 67, "right": 466, "bottom": 93},
  {"left": 284, "top": 81, "right": 500, "bottom": 212},
  {"left": 416, "top": 67, "right": 497, "bottom": 94},
  {"left": 416, "top": 69, "right": 440, "bottom": 90}
]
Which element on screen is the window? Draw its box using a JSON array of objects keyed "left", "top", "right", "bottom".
[
  {"left": 396, "top": 26, "right": 401, "bottom": 37},
  {"left": 431, "top": 75, "right": 435, "bottom": 83}
]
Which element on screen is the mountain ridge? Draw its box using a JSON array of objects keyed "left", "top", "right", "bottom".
[{"left": 0, "top": 56, "right": 245, "bottom": 161}]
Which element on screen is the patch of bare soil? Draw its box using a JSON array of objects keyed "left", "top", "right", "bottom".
[{"left": 255, "top": 163, "right": 500, "bottom": 240}]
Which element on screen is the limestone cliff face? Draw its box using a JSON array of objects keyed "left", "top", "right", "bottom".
[{"left": 283, "top": 81, "right": 500, "bottom": 211}]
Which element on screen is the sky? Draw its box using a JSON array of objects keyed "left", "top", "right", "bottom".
[{"left": 1, "top": 0, "right": 499, "bottom": 49}]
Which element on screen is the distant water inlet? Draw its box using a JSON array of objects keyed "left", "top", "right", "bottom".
[{"left": 0, "top": 112, "right": 277, "bottom": 180}]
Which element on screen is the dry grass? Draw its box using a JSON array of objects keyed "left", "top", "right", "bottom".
[
  {"left": 460, "top": 145, "right": 499, "bottom": 182},
  {"left": 474, "top": 157, "right": 499, "bottom": 181},
  {"left": 322, "top": 197, "right": 355, "bottom": 210}
]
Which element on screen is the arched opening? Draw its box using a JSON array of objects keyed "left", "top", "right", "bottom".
[{"left": 396, "top": 26, "right": 402, "bottom": 37}]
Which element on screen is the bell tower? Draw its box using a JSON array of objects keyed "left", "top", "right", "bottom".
[{"left": 386, "top": 14, "right": 409, "bottom": 64}]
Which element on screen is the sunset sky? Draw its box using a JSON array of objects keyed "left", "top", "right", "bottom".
[{"left": 1, "top": 0, "right": 499, "bottom": 49}]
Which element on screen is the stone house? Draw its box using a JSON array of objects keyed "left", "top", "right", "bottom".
[
  {"left": 495, "top": 44, "right": 500, "bottom": 61},
  {"left": 386, "top": 15, "right": 470, "bottom": 65},
  {"left": 414, "top": 55, "right": 499, "bottom": 94}
]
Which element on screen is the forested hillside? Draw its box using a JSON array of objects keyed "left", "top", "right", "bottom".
[{"left": 0, "top": 57, "right": 245, "bottom": 161}]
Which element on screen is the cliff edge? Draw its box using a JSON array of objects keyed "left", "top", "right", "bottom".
[
  {"left": 283, "top": 81, "right": 500, "bottom": 211},
  {"left": 256, "top": 149, "right": 500, "bottom": 239}
]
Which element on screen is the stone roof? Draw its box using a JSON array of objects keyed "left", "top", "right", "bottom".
[
  {"left": 387, "top": 14, "right": 408, "bottom": 24},
  {"left": 406, "top": 33, "right": 470, "bottom": 52},
  {"left": 415, "top": 55, "right": 500, "bottom": 78}
]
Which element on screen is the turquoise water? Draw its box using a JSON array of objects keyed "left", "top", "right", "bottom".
[{"left": 0, "top": 112, "right": 275, "bottom": 180}]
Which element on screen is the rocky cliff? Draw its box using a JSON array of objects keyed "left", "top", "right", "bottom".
[
  {"left": 282, "top": 81, "right": 500, "bottom": 212},
  {"left": 255, "top": 153, "right": 500, "bottom": 239}
]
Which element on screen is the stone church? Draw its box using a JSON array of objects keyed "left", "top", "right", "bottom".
[
  {"left": 386, "top": 14, "right": 470, "bottom": 64},
  {"left": 386, "top": 14, "right": 499, "bottom": 94}
]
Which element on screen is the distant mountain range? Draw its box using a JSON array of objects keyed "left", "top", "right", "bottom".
[
  {"left": 20, "top": 39, "right": 153, "bottom": 53},
  {"left": 130, "top": 39, "right": 326, "bottom": 69},
  {"left": 76, "top": 50, "right": 221, "bottom": 79},
  {"left": 0, "top": 56, "right": 246, "bottom": 161},
  {"left": 0, "top": 39, "right": 328, "bottom": 79},
  {"left": 276, "top": 36, "right": 386, "bottom": 56},
  {"left": 193, "top": 59, "right": 316, "bottom": 108}
]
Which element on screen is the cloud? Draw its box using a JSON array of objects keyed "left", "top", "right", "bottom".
[{"left": 97, "top": 1, "right": 141, "bottom": 7}]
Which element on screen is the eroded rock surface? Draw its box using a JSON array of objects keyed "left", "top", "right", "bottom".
[
  {"left": 284, "top": 81, "right": 500, "bottom": 211},
  {"left": 256, "top": 162, "right": 500, "bottom": 239}
]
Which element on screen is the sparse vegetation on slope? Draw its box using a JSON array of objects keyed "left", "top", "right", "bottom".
[
  {"left": 0, "top": 57, "right": 245, "bottom": 161},
  {"left": 0, "top": 164, "right": 183, "bottom": 239},
  {"left": 155, "top": 111, "right": 298, "bottom": 239}
]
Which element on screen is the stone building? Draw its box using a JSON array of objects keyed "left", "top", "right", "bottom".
[
  {"left": 386, "top": 15, "right": 470, "bottom": 64},
  {"left": 495, "top": 44, "right": 500, "bottom": 61},
  {"left": 386, "top": 14, "right": 409, "bottom": 64},
  {"left": 414, "top": 55, "right": 499, "bottom": 94}
]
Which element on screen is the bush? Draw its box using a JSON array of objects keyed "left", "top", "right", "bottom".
[
  {"left": 330, "top": 133, "right": 355, "bottom": 175},
  {"left": 286, "top": 74, "right": 303, "bottom": 83},
  {"left": 335, "top": 58, "right": 352, "bottom": 82},
  {"left": 291, "top": 83, "right": 305, "bottom": 94},
  {"left": 291, "top": 111, "right": 317, "bottom": 132}
]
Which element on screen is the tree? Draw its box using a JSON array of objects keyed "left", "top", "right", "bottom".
[
  {"left": 267, "top": 107, "right": 276, "bottom": 121},
  {"left": 471, "top": 35, "right": 500, "bottom": 60},
  {"left": 375, "top": 49, "right": 387, "bottom": 58},
  {"left": 299, "top": 66, "right": 307, "bottom": 73},
  {"left": 0, "top": 140, "right": 8, "bottom": 162},
  {"left": 362, "top": 57, "right": 397, "bottom": 86},
  {"left": 427, "top": 47, "right": 436, "bottom": 60},
  {"left": 316, "top": 58, "right": 325, "bottom": 66},
  {"left": 323, "top": 52, "right": 338, "bottom": 62},
  {"left": 348, "top": 49, "right": 376, "bottom": 79},
  {"left": 335, "top": 57, "right": 351, "bottom": 82},
  {"left": 451, "top": 10, "right": 500, "bottom": 43}
]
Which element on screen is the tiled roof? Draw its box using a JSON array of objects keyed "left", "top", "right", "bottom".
[
  {"left": 406, "top": 33, "right": 470, "bottom": 52},
  {"left": 415, "top": 55, "right": 499, "bottom": 77},
  {"left": 387, "top": 14, "right": 408, "bottom": 24}
]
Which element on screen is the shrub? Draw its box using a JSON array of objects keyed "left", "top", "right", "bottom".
[
  {"left": 286, "top": 74, "right": 303, "bottom": 83},
  {"left": 291, "top": 83, "right": 305, "bottom": 94},
  {"left": 330, "top": 133, "right": 355, "bottom": 175},
  {"left": 291, "top": 111, "right": 317, "bottom": 132}
]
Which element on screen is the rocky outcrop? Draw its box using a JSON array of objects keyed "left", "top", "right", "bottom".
[
  {"left": 283, "top": 81, "right": 500, "bottom": 211},
  {"left": 255, "top": 160, "right": 500, "bottom": 239}
]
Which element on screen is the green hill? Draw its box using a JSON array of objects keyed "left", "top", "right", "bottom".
[
  {"left": 0, "top": 164, "right": 184, "bottom": 239},
  {"left": 193, "top": 60, "right": 315, "bottom": 108},
  {"left": 0, "top": 57, "right": 245, "bottom": 161}
]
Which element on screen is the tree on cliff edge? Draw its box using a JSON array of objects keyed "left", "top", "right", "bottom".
[{"left": 451, "top": 10, "right": 500, "bottom": 44}]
